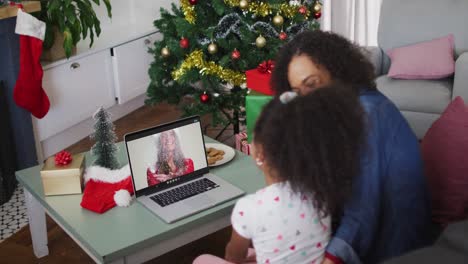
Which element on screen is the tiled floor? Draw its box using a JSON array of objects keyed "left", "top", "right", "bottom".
[{"left": 0, "top": 186, "right": 28, "bottom": 242}]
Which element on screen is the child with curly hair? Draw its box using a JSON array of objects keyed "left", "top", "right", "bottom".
[{"left": 194, "top": 84, "right": 365, "bottom": 264}]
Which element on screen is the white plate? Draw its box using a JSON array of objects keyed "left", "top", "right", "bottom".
[{"left": 205, "top": 143, "right": 236, "bottom": 167}]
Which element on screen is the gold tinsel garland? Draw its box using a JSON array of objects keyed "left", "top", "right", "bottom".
[
  {"left": 172, "top": 50, "right": 246, "bottom": 86},
  {"left": 181, "top": 0, "right": 196, "bottom": 24},
  {"left": 224, "top": 0, "right": 305, "bottom": 19}
]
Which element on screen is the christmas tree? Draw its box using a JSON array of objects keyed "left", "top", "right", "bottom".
[
  {"left": 91, "top": 107, "right": 119, "bottom": 170},
  {"left": 146, "top": 0, "right": 322, "bottom": 132}
]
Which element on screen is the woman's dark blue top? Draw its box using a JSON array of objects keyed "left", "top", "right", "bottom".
[{"left": 326, "top": 89, "right": 433, "bottom": 264}]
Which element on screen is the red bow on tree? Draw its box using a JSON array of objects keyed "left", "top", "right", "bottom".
[
  {"left": 257, "top": 60, "right": 275, "bottom": 74},
  {"left": 55, "top": 150, "right": 73, "bottom": 166}
]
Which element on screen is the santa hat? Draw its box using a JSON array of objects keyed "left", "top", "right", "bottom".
[{"left": 80, "top": 165, "right": 135, "bottom": 214}]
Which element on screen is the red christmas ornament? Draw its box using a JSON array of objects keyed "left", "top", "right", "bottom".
[
  {"left": 314, "top": 12, "right": 322, "bottom": 19},
  {"left": 179, "top": 37, "right": 190, "bottom": 49},
  {"left": 279, "top": 31, "right": 288, "bottom": 41},
  {"left": 231, "top": 49, "right": 241, "bottom": 60},
  {"left": 298, "top": 6, "right": 307, "bottom": 15},
  {"left": 55, "top": 150, "right": 73, "bottom": 166},
  {"left": 200, "top": 92, "right": 210, "bottom": 103},
  {"left": 188, "top": 0, "right": 198, "bottom": 5}
]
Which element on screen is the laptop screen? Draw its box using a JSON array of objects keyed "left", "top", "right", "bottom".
[{"left": 125, "top": 117, "right": 208, "bottom": 196}]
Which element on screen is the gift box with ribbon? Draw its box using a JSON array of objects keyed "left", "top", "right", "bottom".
[
  {"left": 235, "top": 132, "right": 251, "bottom": 155},
  {"left": 245, "top": 60, "right": 275, "bottom": 95},
  {"left": 40, "top": 151, "right": 86, "bottom": 196},
  {"left": 245, "top": 91, "right": 273, "bottom": 143}
]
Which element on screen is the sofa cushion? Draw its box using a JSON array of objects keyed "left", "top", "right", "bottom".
[
  {"left": 387, "top": 35, "right": 455, "bottom": 79},
  {"left": 421, "top": 97, "right": 468, "bottom": 227},
  {"left": 376, "top": 75, "right": 452, "bottom": 114},
  {"left": 378, "top": 0, "right": 468, "bottom": 73}
]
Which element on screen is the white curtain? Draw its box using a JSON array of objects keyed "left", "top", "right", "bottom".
[{"left": 321, "top": 0, "right": 382, "bottom": 46}]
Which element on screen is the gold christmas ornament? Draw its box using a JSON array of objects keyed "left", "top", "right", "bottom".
[
  {"left": 273, "top": 14, "right": 284, "bottom": 26},
  {"left": 239, "top": 0, "right": 249, "bottom": 10},
  {"left": 172, "top": 50, "right": 245, "bottom": 86},
  {"left": 313, "top": 1, "right": 322, "bottom": 13},
  {"left": 208, "top": 43, "right": 218, "bottom": 54},
  {"left": 256, "top": 35, "right": 267, "bottom": 48},
  {"left": 161, "top": 47, "right": 170, "bottom": 57}
]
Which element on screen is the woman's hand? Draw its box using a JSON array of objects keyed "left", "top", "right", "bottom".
[
  {"left": 322, "top": 258, "right": 336, "bottom": 264},
  {"left": 155, "top": 174, "right": 172, "bottom": 182}
]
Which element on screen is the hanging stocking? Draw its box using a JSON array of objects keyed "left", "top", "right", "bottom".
[{"left": 14, "top": 8, "right": 50, "bottom": 119}]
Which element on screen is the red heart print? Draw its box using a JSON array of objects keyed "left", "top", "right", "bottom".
[
  {"left": 265, "top": 259, "right": 270, "bottom": 264},
  {"left": 300, "top": 213, "right": 305, "bottom": 219},
  {"left": 274, "top": 196, "right": 280, "bottom": 202},
  {"left": 277, "top": 234, "right": 283, "bottom": 240},
  {"left": 274, "top": 248, "right": 279, "bottom": 253},
  {"left": 316, "top": 242, "right": 322, "bottom": 248},
  {"left": 290, "top": 245, "right": 296, "bottom": 250},
  {"left": 239, "top": 211, "right": 244, "bottom": 216}
]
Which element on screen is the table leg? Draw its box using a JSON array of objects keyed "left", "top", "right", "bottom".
[{"left": 24, "top": 187, "right": 49, "bottom": 258}]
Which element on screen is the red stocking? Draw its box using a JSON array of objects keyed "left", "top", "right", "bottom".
[{"left": 13, "top": 9, "right": 50, "bottom": 119}]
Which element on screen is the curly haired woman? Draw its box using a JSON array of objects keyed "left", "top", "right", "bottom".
[{"left": 271, "top": 30, "right": 432, "bottom": 264}]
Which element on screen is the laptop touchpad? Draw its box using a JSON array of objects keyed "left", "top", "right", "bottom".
[{"left": 185, "top": 195, "right": 216, "bottom": 208}]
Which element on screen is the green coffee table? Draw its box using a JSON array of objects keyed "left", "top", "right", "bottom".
[{"left": 16, "top": 137, "right": 263, "bottom": 263}]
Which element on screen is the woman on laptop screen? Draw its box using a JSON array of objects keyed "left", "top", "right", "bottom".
[{"left": 146, "top": 129, "right": 194, "bottom": 186}]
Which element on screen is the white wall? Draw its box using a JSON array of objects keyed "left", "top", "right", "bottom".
[
  {"left": 127, "top": 123, "right": 207, "bottom": 191},
  {"left": 322, "top": 0, "right": 382, "bottom": 46}
]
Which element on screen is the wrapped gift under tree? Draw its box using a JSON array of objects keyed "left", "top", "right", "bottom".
[
  {"left": 235, "top": 132, "right": 251, "bottom": 155},
  {"left": 245, "top": 60, "right": 276, "bottom": 96},
  {"left": 246, "top": 91, "right": 273, "bottom": 143},
  {"left": 245, "top": 60, "right": 275, "bottom": 143}
]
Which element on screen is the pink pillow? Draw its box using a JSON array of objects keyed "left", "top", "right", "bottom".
[
  {"left": 387, "top": 34, "right": 455, "bottom": 79},
  {"left": 422, "top": 96, "right": 468, "bottom": 226}
]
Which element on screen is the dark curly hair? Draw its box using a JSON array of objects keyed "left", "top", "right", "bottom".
[
  {"left": 271, "top": 30, "right": 376, "bottom": 95},
  {"left": 254, "top": 83, "right": 365, "bottom": 218}
]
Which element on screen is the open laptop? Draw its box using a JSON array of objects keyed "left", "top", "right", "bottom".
[{"left": 124, "top": 116, "right": 245, "bottom": 223}]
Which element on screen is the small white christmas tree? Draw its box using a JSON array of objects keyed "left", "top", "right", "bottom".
[{"left": 90, "top": 107, "right": 119, "bottom": 170}]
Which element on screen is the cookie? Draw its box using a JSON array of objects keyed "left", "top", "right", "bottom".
[
  {"left": 208, "top": 157, "right": 217, "bottom": 165},
  {"left": 208, "top": 149, "right": 220, "bottom": 157},
  {"left": 206, "top": 147, "right": 214, "bottom": 153}
]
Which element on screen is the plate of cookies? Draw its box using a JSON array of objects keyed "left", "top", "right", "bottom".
[{"left": 205, "top": 143, "right": 236, "bottom": 167}]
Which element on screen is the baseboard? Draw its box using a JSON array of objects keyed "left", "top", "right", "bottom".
[{"left": 38, "top": 95, "right": 146, "bottom": 159}]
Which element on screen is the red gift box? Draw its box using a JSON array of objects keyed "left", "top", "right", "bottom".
[
  {"left": 235, "top": 132, "right": 251, "bottom": 155},
  {"left": 245, "top": 60, "right": 275, "bottom": 95}
]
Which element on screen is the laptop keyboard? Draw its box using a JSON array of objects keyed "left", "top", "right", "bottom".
[{"left": 150, "top": 178, "right": 220, "bottom": 207}]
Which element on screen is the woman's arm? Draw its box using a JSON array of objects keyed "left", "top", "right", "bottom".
[
  {"left": 184, "top": 158, "right": 194, "bottom": 174},
  {"left": 225, "top": 229, "right": 251, "bottom": 264},
  {"left": 325, "top": 104, "right": 382, "bottom": 264},
  {"left": 147, "top": 168, "right": 160, "bottom": 186}
]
